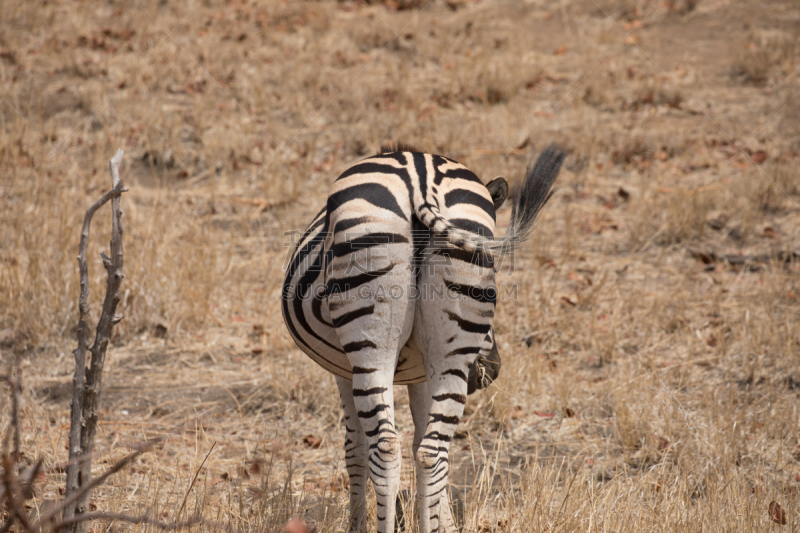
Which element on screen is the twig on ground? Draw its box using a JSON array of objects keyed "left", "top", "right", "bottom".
[
  {"left": 232, "top": 197, "right": 292, "bottom": 218},
  {"left": 688, "top": 247, "right": 800, "bottom": 271},
  {"left": 54, "top": 513, "right": 206, "bottom": 530},
  {"left": 177, "top": 441, "right": 217, "bottom": 517}
]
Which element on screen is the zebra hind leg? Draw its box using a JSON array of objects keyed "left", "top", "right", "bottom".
[
  {"left": 408, "top": 382, "right": 460, "bottom": 533},
  {"left": 410, "top": 231, "right": 496, "bottom": 533},
  {"left": 412, "top": 356, "right": 471, "bottom": 533},
  {"left": 329, "top": 293, "right": 412, "bottom": 532},
  {"left": 341, "top": 362, "right": 402, "bottom": 533},
  {"left": 326, "top": 216, "right": 415, "bottom": 532},
  {"left": 336, "top": 376, "right": 369, "bottom": 532}
]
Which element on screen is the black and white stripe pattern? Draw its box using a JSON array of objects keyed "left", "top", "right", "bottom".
[{"left": 281, "top": 144, "right": 563, "bottom": 533}]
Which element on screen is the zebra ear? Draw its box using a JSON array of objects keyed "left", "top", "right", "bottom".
[{"left": 486, "top": 177, "right": 509, "bottom": 211}]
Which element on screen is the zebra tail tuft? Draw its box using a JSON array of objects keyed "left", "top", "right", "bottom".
[{"left": 499, "top": 144, "right": 565, "bottom": 254}]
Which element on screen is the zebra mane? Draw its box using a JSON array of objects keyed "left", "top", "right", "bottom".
[{"left": 379, "top": 141, "right": 422, "bottom": 154}]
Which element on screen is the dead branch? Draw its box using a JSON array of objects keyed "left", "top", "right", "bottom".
[
  {"left": 0, "top": 246, "right": 222, "bottom": 533},
  {"left": 0, "top": 376, "right": 19, "bottom": 460},
  {"left": 1, "top": 433, "right": 223, "bottom": 533},
  {"left": 0, "top": 150, "right": 237, "bottom": 533},
  {"left": 232, "top": 197, "right": 292, "bottom": 218},
  {"left": 1, "top": 335, "right": 23, "bottom": 461},
  {"left": 63, "top": 149, "right": 128, "bottom": 533},
  {"left": 2, "top": 456, "right": 35, "bottom": 533},
  {"left": 53, "top": 513, "right": 205, "bottom": 531},
  {"left": 1, "top": 355, "right": 35, "bottom": 533},
  {"left": 35, "top": 446, "right": 151, "bottom": 530},
  {"left": 688, "top": 247, "right": 800, "bottom": 272},
  {"left": 656, "top": 183, "right": 722, "bottom": 195}
]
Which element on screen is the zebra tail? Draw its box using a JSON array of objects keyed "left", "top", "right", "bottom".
[
  {"left": 499, "top": 144, "right": 565, "bottom": 254},
  {"left": 417, "top": 145, "right": 565, "bottom": 258}
]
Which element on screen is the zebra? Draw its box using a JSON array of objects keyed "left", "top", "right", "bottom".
[{"left": 281, "top": 144, "right": 564, "bottom": 533}]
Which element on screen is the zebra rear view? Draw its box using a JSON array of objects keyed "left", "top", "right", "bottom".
[{"left": 281, "top": 144, "right": 564, "bottom": 533}]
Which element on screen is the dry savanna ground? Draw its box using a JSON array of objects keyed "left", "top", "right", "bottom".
[{"left": 2, "top": 0, "right": 800, "bottom": 531}]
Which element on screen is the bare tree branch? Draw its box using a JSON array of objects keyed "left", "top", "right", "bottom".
[{"left": 63, "top": 149, "right": 128, "bottom": 532}]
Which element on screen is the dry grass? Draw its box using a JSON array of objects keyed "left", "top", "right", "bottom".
[
  {"left": 732, "top": 26, "right": 799, "bottom": 85},
  {"left": 2, "top": 0, "right": 800, "bottom": 531}
]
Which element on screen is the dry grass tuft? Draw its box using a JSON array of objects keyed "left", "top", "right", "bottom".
[{"left": 732, "top": 28, "right": 799, "bottom": 85}]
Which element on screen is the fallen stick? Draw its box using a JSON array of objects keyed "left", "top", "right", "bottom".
[
  {"left": 657, "top": 184, "right": 719, "bottom": 195},
  {"left": 232, "top": 197, "right": 292, "bottom": 218},
  {"left": 688, "top": 247, "right": 800, "bottom": 271}
]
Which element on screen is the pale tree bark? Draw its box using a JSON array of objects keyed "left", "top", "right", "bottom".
[{"left": 63, "top": 150, "right": 128, "bottom": 533}]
